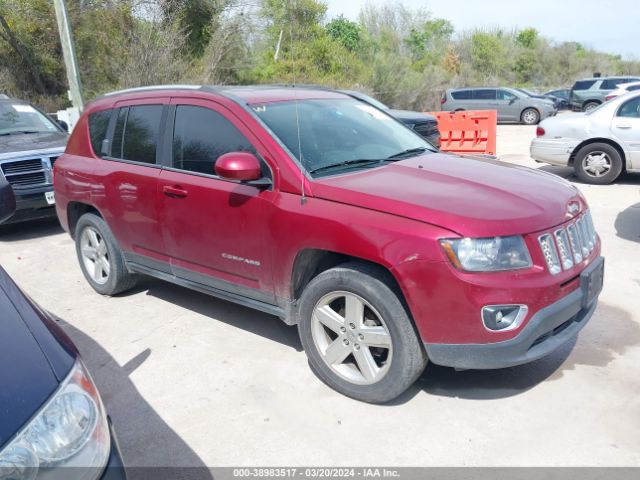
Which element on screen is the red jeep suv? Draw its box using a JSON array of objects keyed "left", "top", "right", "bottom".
[{"left": 54, "top": 85, "right": 604, "bottom": 403}]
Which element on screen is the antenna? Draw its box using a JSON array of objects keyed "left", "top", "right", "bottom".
[{"left": 289, "top": 0, "right": 306, "bottom": 205}]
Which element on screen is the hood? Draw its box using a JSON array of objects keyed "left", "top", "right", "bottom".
[
  {"left": 389, "top": 109, "right": 437, "bottom": 124},
  {"left": 312, "top": 153, "right": 584, "bottom": 237},
  {"left": 0, "top": 131, "right": 67, "bottom": 155},
  {"left": 0, "top": 273, "right": 60, "bottom": 447}
]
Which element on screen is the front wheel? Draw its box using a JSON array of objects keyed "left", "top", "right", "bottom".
[
  {"left": 521, "top": 108, "right": 540, "bottom": 125},
  {"left": 297, "top": 262, "right": 427, "bottom": 403},
  {"left": 574, "top": 143, "right": 623, "bottom": 184}
]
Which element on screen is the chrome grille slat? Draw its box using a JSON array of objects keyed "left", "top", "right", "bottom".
[
  {"left": 538, "top": 211, "right": 597, "bottom": 275},
  {"left": 0, "top": 156, "right": 57, "bottom": 188}
]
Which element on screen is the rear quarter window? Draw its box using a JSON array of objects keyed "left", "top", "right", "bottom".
[
  {"left": 451, "top": 90, "right": 472, "bottom": 100},
  {"left": 88, "top": 110, "right": 111, "bottom": 157},
  {"left": 572, "top": 80, "right": 597, "bottom": 91},
  {"left": 601, "top": 79, "right": 625, "bottom": 90}
]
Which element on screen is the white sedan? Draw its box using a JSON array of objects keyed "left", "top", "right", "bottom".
[{"left": 530, "top": 91, "right": 640, "bottom": 184}]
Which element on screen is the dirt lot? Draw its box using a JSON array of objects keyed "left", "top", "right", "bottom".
[{"left": 1, "top": 125, "right": 639, "bottom": 468}]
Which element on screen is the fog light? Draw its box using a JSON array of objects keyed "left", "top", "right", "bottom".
[{"left": 482, "top": 305, "right": 528, "bottom": 331}]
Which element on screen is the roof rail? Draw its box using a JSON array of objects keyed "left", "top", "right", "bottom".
[{"left": 99, "top": 84, "right": 203, "bottom": 98}]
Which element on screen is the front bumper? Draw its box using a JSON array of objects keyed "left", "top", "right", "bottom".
[
  {"left": 530, "top": 138, "right": 578, "bottom": 166},
  {"left": 2, "top": 185, "right": 56, "bottom": 224},
  {"left": 425, "top": 257, "right": 603, "bottom": 369}
]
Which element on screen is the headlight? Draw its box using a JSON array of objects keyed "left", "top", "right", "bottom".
[
  {"left": 0, "top": 360, "right": 110, "bottom": 480},
  {"left": 440, "top": 236, "right": 532, "bottom": 272}
]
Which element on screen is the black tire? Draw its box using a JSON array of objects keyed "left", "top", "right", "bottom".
[
  {"left": 521, "top": 108, "right": 540, "bottom": 125},
  {"left": 583, "top": 101, "right": 600, "bottom": 112},
  {"left": 574, "top": 142, "right": 623, "bottom": 185},
  {"left": 75, "top": 213, "right": 138, "bottom": 295},
  {"left": 297, "top": 262, "right": 427, "bottom": 403}
]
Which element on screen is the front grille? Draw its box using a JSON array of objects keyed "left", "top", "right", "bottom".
[
  {"left": 1, "top": 159, "right": 42, "bottom": 175},
  {"left": 537, "top": 211, "right": 597, "bottom": 275},
  {"left": 0, "top": 155, "right": 57, "bottom": 188}
]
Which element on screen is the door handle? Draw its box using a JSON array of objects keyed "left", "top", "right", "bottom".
[
  {"left": 616, "top": 124, "right": 632, "bottom": 129},
  {"left": 163, "top": 185, "right": 188, "bottom": 198}
]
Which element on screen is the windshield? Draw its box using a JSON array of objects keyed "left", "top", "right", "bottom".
[
  {"left": 517, "top": 88, "right": 538, "bottom": 97},
  {"left": 0, "top": 103, "right": 60, "bottom": 135},
  {"left": 253, "top": 98, "right": 434, "bottom": 177}
]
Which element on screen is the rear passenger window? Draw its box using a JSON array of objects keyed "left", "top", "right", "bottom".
[
  {"left": 110, "top": 105, "right": 163, "bottom": 164},
  {"left": 88, "top": 109, "right": 111, "bottom": 157},
  {"left": 628, "top": 85, "right": 640, "bottom": 92},
  {"left": 451, "top": 90, "right": 472, "bottom": 100},
  {"left": 601, "top": 79, "right": 624, "bottom": 90},
  {"left": 172, "top": 105, "right": 255, "bottom": 175},
  {"left": 473, "top": 89, "right": 496, "bottom": 100},
  {"left": 573, "top": 80, "right": 596, "bottom": 91}
]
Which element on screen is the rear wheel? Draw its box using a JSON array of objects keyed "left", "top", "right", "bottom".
[
  {"left": 75, "top": 213, "right": 138, "bottom": 295},
  {"left": 297, "top": 262, "right": 427, "bottom": 403},
  {"left": 521, "top": 108, "right": 540, "bottom": 125},
  {"left": 574, "top": 143, "right": 623, "bottom": 185}
]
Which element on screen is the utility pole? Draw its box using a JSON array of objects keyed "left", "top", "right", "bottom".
[{"left": 52, "top": 0, "right": 84, "bottom": 110}]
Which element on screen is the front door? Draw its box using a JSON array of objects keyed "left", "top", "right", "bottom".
[
  {"left": 612, "top": 96, "right": 640, "bottom": 169},
  {"left": 158, "top": 100, "right": 276, "bottom": 304}
]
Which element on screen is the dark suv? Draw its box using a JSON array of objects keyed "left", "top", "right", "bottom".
[
  {"left": 0, "top": 97, "right": 67, "bottom": 224},
  {"left": 54, "top": 85, "right": 603, "bottom": 403}
]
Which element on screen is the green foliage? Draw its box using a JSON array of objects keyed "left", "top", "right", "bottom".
[
  {"left": 0, "top": 0, "right": 639, "bottom": 112},
  {"left": 516, "top": 28, "right": 538, "bottom": 49},
  {"left": 326, "top": 15, "right": 361, "bottom": 52}
]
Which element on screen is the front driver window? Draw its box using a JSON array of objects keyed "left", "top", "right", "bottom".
[
  {"left": 497, "top": 90, "right": 516, "bottom": 101},
  {"left": 172, "top": 105, "right": 256, "bottom": 175},
  {"left": 617, "top": 97, "right": 640, "bottom": 118}
]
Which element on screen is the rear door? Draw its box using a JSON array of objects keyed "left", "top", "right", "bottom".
[
  {"left": 95, "top": 99, "right": 170, "bottom": 271},
  {"left": 157, "top": 98, "right": 277, "bottom": 303},
  {"left": 612, "top": 95, "right": 640, "bottom": 169}
]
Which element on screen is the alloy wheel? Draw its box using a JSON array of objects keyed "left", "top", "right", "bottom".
[
  {"left": 523, "top": 110, "right": 538, "bottom": 125},
  {"left": 311, "top": 291, "right": 393, "bottom": 385},
  {"left": 582, "top": 151, "right": 612, "bottom": 177},
  {"left": 80, "top": 227, "right": 110, "bottom": 285}
]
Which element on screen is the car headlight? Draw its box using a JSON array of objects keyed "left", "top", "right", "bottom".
[
  {"left": 440, "top": 236, "right": 532, "bottom": 272},
  {"left": 0, "top": 360, "right": 110, "bottom": 480}
]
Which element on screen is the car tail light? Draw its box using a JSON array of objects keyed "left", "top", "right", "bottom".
[
  {"left": 605, "top": 95, "right": 615, "bottom": 101},
  {"left": 536, "top": 127, "right": 545, "bottom": 137},
  {"left": 440, "top": 95, "right": 446, "bottom": 105}
]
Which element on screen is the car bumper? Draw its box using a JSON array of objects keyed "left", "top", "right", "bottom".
[
  {"left": 530, "top": 138, "right": 578, "bottom": 166},
  {"left": 425, "top": 257, "right": 603, "bottom": 369},
  {"left": 100, "top": 417, "right": 127, "bottom": 479},
  {"left": 2, "top": 185, "right": 56, "bottom": 224}
]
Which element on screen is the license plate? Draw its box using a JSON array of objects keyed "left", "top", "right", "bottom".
[
  {"left": 45, "top": 191, "right": 55, "bottom": 205},
  {"left": 581, "top": 258, "right": 604, "bottom": 307}
]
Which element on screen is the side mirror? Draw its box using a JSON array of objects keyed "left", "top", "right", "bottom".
[
  {"left": 0, "top": 177, "right": 16, "bottom": 224},
  {"left": 215, "top": 152, "right": 262, "bottom": 182},
  {"left": 57, "top": 120, "right": 69, "bottom": 132}
]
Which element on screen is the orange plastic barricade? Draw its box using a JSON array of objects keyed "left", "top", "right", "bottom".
[{"left": 425, "top": 110, "right": 497, "bottom": 156}]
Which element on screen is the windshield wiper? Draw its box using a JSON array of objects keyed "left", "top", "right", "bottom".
[
  {"left": 309, "top": 158, "right": 385, "bottom": 175},
  {"left": 386, "top": 147, "right": 429, "bottom": 159}
]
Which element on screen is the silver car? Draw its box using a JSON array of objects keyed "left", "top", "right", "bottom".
[
  {"left": 530, "top": 90, "right": 640, "bottom": 184},
  {"left": 441, "top": 87, "right": 557, "bottom": 125}
]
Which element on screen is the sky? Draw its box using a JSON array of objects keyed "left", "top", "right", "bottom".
[{"left": 325, "top": 0, "right": 638, "bottom": 60}]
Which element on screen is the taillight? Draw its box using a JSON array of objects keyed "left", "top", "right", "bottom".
[
  {"left": 536, "top": 127, "right": 545, "bottom": 137},
  {"left": 605, "top": 95, "right": 615, "bottom": 101},
  {"left": 440, "top": 95, "right": 446, "bottom": 105}
]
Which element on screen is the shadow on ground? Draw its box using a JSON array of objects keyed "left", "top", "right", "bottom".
[
  {"left": 0, "top": 217, "right": 63, "bottom": 241},
  {"left": 615, "top": 202, "right": 640, "bottom": 243},
  {"left": 537, "top": 164, "right": 640, "bottom": 185},
  {"left": 53, "top": 316, "right": 213, "bottom": 479},
  {"left": 130, "top": 278, "right": 303, "bottom": 352}
]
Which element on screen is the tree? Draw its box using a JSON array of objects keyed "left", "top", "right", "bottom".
[
  {"left": 516, "top": 28, "right": 538, "bottom": 49},
  {"left": 326, "top": 15, "right": 361, "bottom": 52}
]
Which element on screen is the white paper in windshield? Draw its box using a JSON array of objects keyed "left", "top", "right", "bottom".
[
  {"left": 355, "top": 104, "right": 389, "bottom": 120},
  {"left": 12, "top": 104, "right": 37, "bottom": 113}
]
